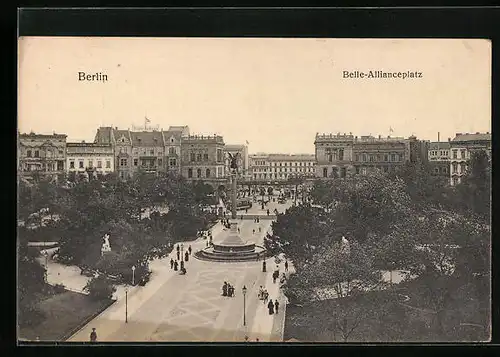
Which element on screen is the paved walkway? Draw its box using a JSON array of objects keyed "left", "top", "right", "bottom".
[
  {"left": 67, "top": 202, "right": 292, "bottom": 342},
  {"left": 56, "top": 200, "right": 294, "bottom": 342}
]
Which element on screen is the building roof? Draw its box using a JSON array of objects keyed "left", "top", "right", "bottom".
[
  {"left": 93, "top": 127, "right": 114, "bottom": 144},
  {"left": 429, "top": 142, "right": 451, "bottom": 150},
  {"left": 168, "top": 125, "right": 189, "bottom": 132},
  {"left": 19, "top": 132, "right": 67, "bottom": 139},
  {"left": 452, "top": 132, "right": 491, "bottom": 142},
  {"left": 225, "top": 144, "right": 247, "bottom": 150},
  {"left": 67, "top": 142, "right": 112, "bottom": 147},
  {"left": 163, "top": 130, "right": 183, "bottom": 142},
  {"left": 130, "top": 131, "right": 164, "bottom": 146}
]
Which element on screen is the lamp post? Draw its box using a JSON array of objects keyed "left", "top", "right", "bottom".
[
  {"left": 42, "top": 250, "right": 48, "bottom": 282},
  {"left": 131, "top": 265, "right": 136, "bottom": 286},
  {"left": 242, "top": 285, "right": 247, "bottom": 326},
  {"left": 125, "top": 286, "right": 128, "bottom": 323}
]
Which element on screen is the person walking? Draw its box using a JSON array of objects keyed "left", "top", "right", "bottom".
[
  {"left": 185, "top": 251, "right": 189, "bottom": 262},
  {"left": 89, "top": 328, "right": 97, "bottom": 342},
  {"left": 267, "top": 209, "right": 270, "bottom": 216},
  {"left": 174, "top": 260, "right": 178, "bottom": 271},
  {"left": 284, "top": 260, "right": 289, "bottom": 272},
  {"left": 267, "top": 299, "right": 274, "bottom": 315},
  {"left": 170, "top": 258, "right": 174, "bottom": 269},
  {"left": 188, "top": 245, "right": 192, "bottom": 255},
  {"left": 176, "top": 244, "right": 180, "bottom": 253},
  {"left": 176, "top": 250, "right": 180, "bottom": 261},
  {"left": 258, "top": 227, "right": 261, "bottom": 233},
  {"left": 262, "top": 260, "right": 267, "bottom": 272},
  {"left": 180, "top": 260, "right": 184, "bottom": 270},
  {"left": 275, "top": 300, "right": 279, "bottom": 314}
]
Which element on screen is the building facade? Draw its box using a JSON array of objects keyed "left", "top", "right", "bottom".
[
  {"left": 249, "top": 153, "right": 315, "bottom": 181},
  {"left": 180, "top": 134, "right": 226, "bottom": 181},
  {"left": 449, "top": 132, "right": 491, "bottom": 186},
  {"left": 225, "top": 144, "right": 249, "bottom": 179},
  {"left": 94, "top": 126, "right": 190, "bottom": 179},
  {"left": 314, "top": 133, "right": 425, "bottom": 178},
  {"left": 18, "top": 132, "right": 67, "bottom": 181},
  {"left": 428, "top": 141, "right": 450, "bottom": 179},
  {"left": 66, "top": 142, "right": 114, "bottom": 179}
]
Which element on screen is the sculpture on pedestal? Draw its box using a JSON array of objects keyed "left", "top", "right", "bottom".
[{"left": 101, "top": 233, "right": 112, "bottom": 256}]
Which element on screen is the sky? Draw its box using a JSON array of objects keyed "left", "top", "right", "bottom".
[{"left": 18, "top": 37, "right": 491, "bottom": 154}]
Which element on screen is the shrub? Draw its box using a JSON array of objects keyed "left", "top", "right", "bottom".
[
  {"left": 83, "top": 275, "right": 116, "bottom": 300},
  {"left": 53, "top": 283, "right": 66, "bottom": 294}
]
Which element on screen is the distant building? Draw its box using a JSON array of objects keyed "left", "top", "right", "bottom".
[
  {"left": 225, "top": 144, "right": 249, "bottom": 178},
  {"left": 249, "top": 153, "right": 315, "bottom": 181},
  {"left": 449, "top": 132, "right": 491, "bottom": 186},
  {"left": 180, "top": 134, "right": 226, "bottom": 181},
  {"left": 93, "top": 125, "right": 190, "bottom": 179},
  {"left": 66, "top": 141, "right": 115, "bottom": 180},
  {"left": 428, "top": 141, "right": 450, "bottom": 179},
  {"left": 18, "top": 132, "right": 67, "bottom": 181},
  {"left": 314, "top": 132, "right": 428, "bottom": 178}
]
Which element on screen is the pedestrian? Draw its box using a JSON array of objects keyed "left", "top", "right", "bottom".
[
  {"left": 268, "top": 299, "right": 274, "bottom": 315},
  {"left": 185, "top": 251, "right": 189, "bottom": 262},
  {"left": 262, "top": 261, "right": 267, "bottom": 272},
  {"left": 188, "top": 245, "right": 192, "bottom": 255},
  {"left": 252, "top": 229, "right": 255, "bottom": 235},
  {"left": 180, "top": 260, "right": 184, "bottom": 270},
  {"left": 285, "top": 260, "right": 289, "bottom": 272},
  {"left": 258, "top": 227, "right": 261, "bottom": 233},
  {"left": 176, "top": 251, "right": 180, "bottom": 260},
  {"left": 222, "top": 282, "right": 228, "bottom": 296},
  {"left": 170, "top": 258, "right": 174, "bottom": 269},
  {"left": 241, "top": 215, "right": 243, "bottom": 220},
  {"left": 238, "top": 228, "right": 240, "bottom": 233},
  {"left": 245, "top": 208, "right": 248, "bottom": 213},
  {"left": 174, "top": 261, "right": 178, "bottom": 271},
  {"left": 275, "top": 300, "right": 279, "bottom": 313},
  {"left": 267, "top": 209, "right": 270, "bottom": 216},
  {"left": 176, "top": 244, "right": 180, "bottom": 252},
  {"left": 90, "top": 328, "right": 97, "bottom": 342}
]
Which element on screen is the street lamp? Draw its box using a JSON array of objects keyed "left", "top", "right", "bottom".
[
  {"left": 131, "top": 265, "right": 136, "bottom": 286},
  {"left": 125, "top": 286, "right": 129, "bottom": 323},
  {"left": 242, "top": 285, "right": 247, "bottom": 326}
]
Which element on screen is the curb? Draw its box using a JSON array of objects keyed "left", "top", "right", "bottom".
[{"left": 61, "top": 297, "right": 116, "bottom": 341}]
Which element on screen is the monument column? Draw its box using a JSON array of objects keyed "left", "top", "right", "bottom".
[{"left": 231, "top": 171, "right": 237, "bottom": 219}]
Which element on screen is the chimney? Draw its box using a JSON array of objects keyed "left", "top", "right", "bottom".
[
  {"left": 476, "top": 132, "right": 480, "bottom": 134},
  {"left": 438, "top": 132, "right": 440, "bottom": 142},
  {"left": 456, "top": 133, "right": 462, "bottom": 136},
  {"left": 448, "top": 138, "right": 451, "bottom": 142}
]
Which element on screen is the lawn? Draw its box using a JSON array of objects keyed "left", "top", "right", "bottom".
[{"left": 18, "top": 288, "right": 115, "bottom": 341}]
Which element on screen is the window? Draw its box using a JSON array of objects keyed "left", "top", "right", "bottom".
[
  {"left": 384, "top": 154, "right": 388, "bottom": 161},
  {"left": 120, "top": 159, "right": 127, "bottom": 167},
  {"left": 79, "top": 161, "right": 84, "bottom": 168},
  {"left": 452, "top": 150, "right": 457, "bottom": 159},
  {"left": 203, "top": 153, "right": 209, "bottom": 161},
  {"left": 134, "top": 159, "right": 138, "bottom": 166},
  {"left": 88, "top": 160, "right": 93, "bottom": 168},
  {"left": 323, "top": 167, "right": 328, "bottom": 178},
  {"left": 169, "top": 147, "right": 175, "bottom": 155},
  {"left": 217, "top": 149, "right": 223, "bottom": 162},
  {"left": 70, "top": 161, "right": 75, "bottom": 169},
  {"left": 97, "top": 161, "right": 102, "bottom": 168},
  {"left": 106, "top": 160, "right": 111, "bottom": 168},
  {"left": 150, "top": 149, "right": 154, "bottom": 155},
  {"left": 27, "top": 150, "right": 32, "bottom": 157},
  {"left": 362, "top": 154, "right": 367, "bottom": 162},
  {"left": 188, "top": 168, "right": 193, "bottom": 178},
  {"left": 434, "top": 167, "right": 439, "bottom": 174},
  {"left": 443, "top": 167, "right": 447, "bottom": 174},
  {"left": 328, "top": 154, "right": 333, "bottom": 162},
  {"left": 452, "top": 162, "right": 458, "bottom": 173},
  {"left": 354, "top": 154, "right": 359, "bottom": 161},
  {"left": 460, "top": 162, "right": 466, "bottom": 173},
  {"left": 169, "top": 158, "right": 177, "bottom": 166},
  {"left": 190, "top": 153, "right": 195, "bottom": 162},
  {"left": 46, "top": 150, "right": 52, "bottom": 158},
  {"left": 197, "top": 168, "right": 202, "bottom": 178},
  {"left": 35, "top": 150, "right": 40, "bottom": 158},
  {"left": 57, "top": 161, "right": 64, "bottom": 171},
  {"left": 391, "top": 154, "right": 396, "bottom": 162},
  {"left": 196, "top": 153, "right": 202, "bottom": 162},
  {"left": 206, "top": 169, "right": 211, "bottom": 178},
  {"left": 158, "top": 159, "right": 163, "bottom": 166},
  {"left": 340, "top": 167, "right": 346, "bottom": 178},
  {"left": 452, "top": 177, "right": 459, "bottom": 185},
  {"left": 461, "top": 149, "right": 466, "bottom": 159},
  {"left": 59, "top": 150, "right": 64, "bottom": 155},
  {"left": 369, "top": 155, "right": 374, "bottom": 162},
  {"left": 339, "top": 149, "right": 344, "bottom": 161}
]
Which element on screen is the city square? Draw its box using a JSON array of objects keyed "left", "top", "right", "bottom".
[{"left": 18, "top": 37, "right": 491, "bottom": 343}]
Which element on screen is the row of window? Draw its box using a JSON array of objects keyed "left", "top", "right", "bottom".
[
  {"left": 188, "top": 168, "right": 211, "bottom": 178},
  {"left": 24, "top": 149, "right": 64, "bottom": 158},
  {"left": 119, "top": 158, "right": 178, "bottom": 167},
  {"left": 353, "top": 153, "right": 402, "bottom": 162},
  {"left": 429, "top": 150, "right": 449, "bottom": 156},
  {"left": 252, "top": 161, "right": 314, "bottom": 167},
  {"left": 23, "top": 161, "right": 65, "bottom": 171},
  {"left": 253, "top": 173, "right": 311, "bottom": 180},
  {"left": 70, "top": 160, "right": 112, "bottom": 169},
  {"left": 451, "top": 149, "right": 467, "bottom": 160},
  {"left": 252, "top": 167, "right": 314, "bottom": 173},
  {"left": 452, "top": 162, "right": 467, "bottom": 174}
]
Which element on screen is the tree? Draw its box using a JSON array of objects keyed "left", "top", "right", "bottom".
[{"left": 83, "top": 275, "right": 116, "bottom": 300}]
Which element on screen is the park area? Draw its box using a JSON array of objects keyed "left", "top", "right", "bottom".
[{"left": 19, "top": 284, "right": 114, "bottom": 341}]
